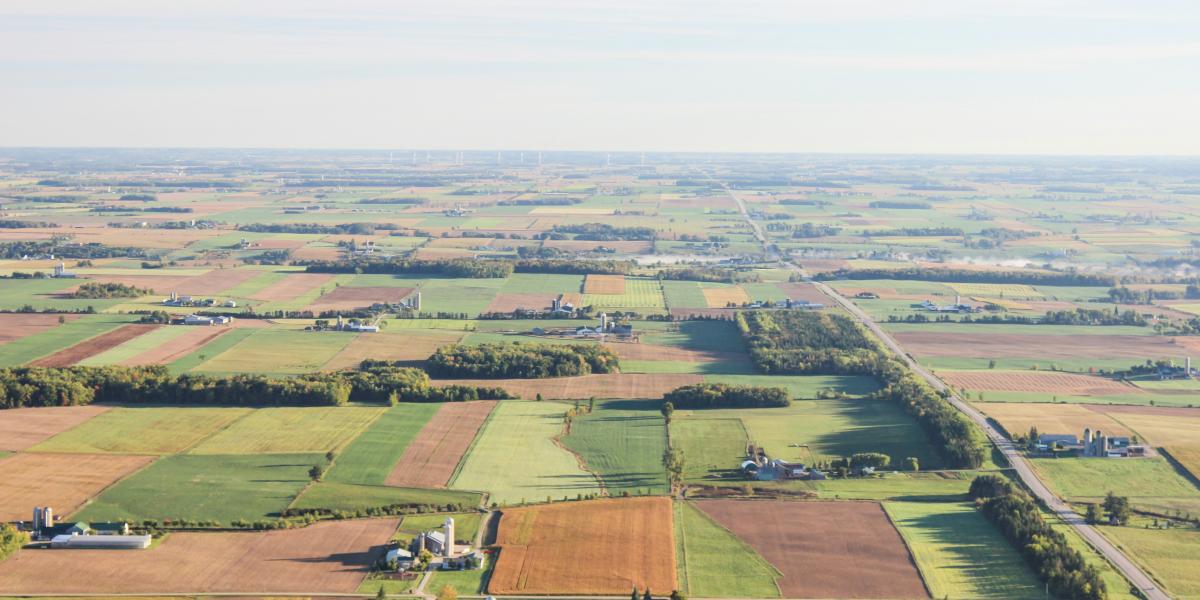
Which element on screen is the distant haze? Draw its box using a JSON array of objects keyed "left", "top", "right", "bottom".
[{"left": 2, "top": 0, "right": 1199, "bottom": 155}]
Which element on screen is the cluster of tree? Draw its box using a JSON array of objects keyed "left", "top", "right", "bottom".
[
  {"left": 355, "top": 197, "right": 424, "bottom": 205},
  {"left": 0, "top": 240, "right": 147, "bottom": 259},
  {"left": 302, "top": 258, "right": 514, "bottom": 278},
  {"left": 868, "top": 200, "right": 931, "bottom": 209},
  {"left": 512, "top": 258, "right": 633, "bottom": 275},
  {"left": 0, "top": 364, "right": 512, "bottom": 410},
  {"left": 498, "top": 197, "right": 583, "bottom": 206},
  {"left": 866, "top": 227, "right": 963, "bottom": 237},
  {"left": 72, "top": 282, "right": 153, "bottom": 298},
  {"left": 89, "top": 205, "right": 193, "bottom": 213},
  {"left": 815, "top": 267, "right": 1115, "bottom": 287},
  {"left": 545, "top": 223, "right": 657, "bottom": 241},
  {"left": 871, "top": 364, "right": 986, "bottom": 468},
  {"left": 963, "top": 227, "right": 1042, "bottom": 249},
  {"left": 1108, "top": 285, "right": 1200, "bottom": 304},
  {"left": 119, "top": 193, "right": 158, "bottom": 201},
  {"left": 425, "top": 343, "right": 619, "bottom": 379},
  {"left": 108, "top": 220, "right": 221, "bottom": 229},
  {"left": 890, "top": 307, "right": 1148, "bottom": 327},
  {"left": 970, "top": 475, "right": 1107, "bottom": 600},
  {"left": 662, "top": 383, "right": 790, "bottom": 409},
  {"left": 1085, "top": 492, "right": 1131, "bottom": 526},
  {"left": 738, "top": 311, "right": 880, "bottom": 375},
  {"left": 242, "top": 249, "right": 291, "bottom": 265},
  {"left": 657, "top": 267, "right": 753, "bottom": 284},
  {"left": 0, "top": 523, "right": 28, "bottom": 561},
  {"left": 763, "top": 222, "right": 841, "bottom": 238},
  {"left": 5, "top": 194, "right": 83, "bottom": 202},
  {"left": 0, "top": 219, "right": 54, "bottom": 228},
  {"left": 294, "top": 177, "right": 450, "bottom": 187},
  {"left": 239, "top": 222, "right": 398, "bottom": 235}
]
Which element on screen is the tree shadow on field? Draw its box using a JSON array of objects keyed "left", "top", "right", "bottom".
[
  {"left": 596, "top": 398, "right": 663, "bottom": 412},
  {"left": 898, "top": 509, "right": 1041, "bottom": 598},
  {"left": 283, "top": 544, "right": 389, "bottom": 570}
]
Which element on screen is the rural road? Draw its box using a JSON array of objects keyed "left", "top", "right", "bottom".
[{"left": 710, "top": 173, "right": 1171, "bottom": 600}]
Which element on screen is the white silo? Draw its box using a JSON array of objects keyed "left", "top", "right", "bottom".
[{"left": 443, "top": 517, "right": 455, "bottom": 558}]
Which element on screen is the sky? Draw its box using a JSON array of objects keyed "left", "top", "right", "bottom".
[{"left": 2, "top": 0, "right": 1199, "bottom": 155}]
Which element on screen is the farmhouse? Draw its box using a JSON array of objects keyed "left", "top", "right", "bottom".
[
  {"left": 181, "top": 314, "right": 232, "bottom": 326},
  {"left": 741, "top": 443, "right": 825, "bottom": 481}
]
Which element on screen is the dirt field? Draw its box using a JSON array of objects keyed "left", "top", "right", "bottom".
[
  {"left": 248, "top": 273, "right": 336, "bottom": 302},
  {"left": 29, "top": 324, "right": 161, "bottom": 367},
  {"left": 702, "top": 286, "right": 750, "bottom": 308},
  {"left": 323, "top": 330, "right": 463, "bottom": 371},
  {"left": 385, "top": 401, "right": 496, "bottom": 488},
  {"left": 777, "top": 282, "right": 831, "bottom": 305},
  {"left": 603, "top": 341, "right": 744, "bottom": 363},
  {"left": 940, "top": 370, "right": 1140, "bottom": 396},
  {"left": 0, "top": 453, "right": 154, "bottom": 521},
  {"left": 979, "top": 403, "right": 1134, "bottom": 439},
  {"left": 0, "top": 518, "right": 397, "bottom": 594},
  {"left": 306, "top": 286, "right": 414, "bottom": 312},
  {"left": 485, "top": 293, "right": 556, "bottom": 313},
  {"left": 695, "top": 500, "right": 928, "bottom": 599},
  {"left": 582, "top": 274, "right": 626, "bottom": 294},
  {"left": 430, "top": 373, "right": 702, "bottom": 400},
  {"left": 121, "top": 327, "right": 231, "bottom": 365},
  {"left": 489, "top": 497, "right": 676, "bottom": 595},
  {"left": 895, "top": 331, "right": 1188, "bottom": 359},
  {"left": 0, "top": 313, "right": 77, "bottom": 345},
  {"left": 178, "top": 268, "right": 265, "bottom": 295},
  {"left": 0, "top": 405, "right": 110, "bottom": 451}
]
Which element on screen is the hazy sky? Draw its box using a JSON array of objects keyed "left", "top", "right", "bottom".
[{"left": 3, "top": 0, "right": 1199, "bottom": 154}]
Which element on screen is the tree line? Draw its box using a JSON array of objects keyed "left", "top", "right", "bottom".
[
  {"left": 815, "top": 267, "right": 1115, "bottom": 287},
  {"left": 888, "top": 307, "right": 1148, "bottom": 327},
  {"left": 662, "top": 383, "right": 789, "bottom": 409},
  {"left": 545, "top": 223, "right": 657, "bottom": 241},
  {"left": 970, "top": 475, "right": 1107, "bottom": 600},
  {"left": 72, "top": 282, "right": 153, "bottom": 299},
  {"left": 425, "top": 343, "right": 619, "bottom": 379}
]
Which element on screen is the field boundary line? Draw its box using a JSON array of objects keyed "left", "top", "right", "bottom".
[
  {"left": 687, "top": 500, "right": 784, "bottom": 582},
  {"left": 444, "top": 401, "right": 499, "bottom": 491},
  {"left": 550, "top": 409, "right": 607, "bottom": 497},
  {"left": 879, "top": 502, "right": 936, "bottom": 600},
  {"left": 63, "top": 452, "right": 160, "bottom": 519}
]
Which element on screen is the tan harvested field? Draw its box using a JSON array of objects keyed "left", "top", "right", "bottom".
[
  {"left": 777, "top": 282, "right": 831, "bottom": 305},
  {"left": 430, "top": 373, "right": 702, "bottom": 400},
  {"left": 82, "top": 274, "right": 192, "bottom": 292},
  {"left": 1165, "top": 446, "right": 1200, "bottom": 481},
  {"left": 895, "top": 331, "right": 1188, "bottom": 359},
  {"left": 306, "top": 286, "right": 414, "bottom": 312},
  {"left": 0, "top": 313, "right": 77, "bottom": 344},
  {"left": 37, "top": 227, "right": 225, "bottom": 249},
  {"left": 29, "top": 323, "right": 161, "bottom": 367},
  {"left": 668, "top": 307, "right": 732, "bottom": 319},
  {"left": 941, "top": 370, "right": 1139, "bottom": 395},
  {"left": 0, "top": 405, "right": 110, "bottom": 451},
  {"left": 385, "top": 401, "right": 496, "bottom": 488},
  {"left": 979, "top": 403, "right": 1134, "bottom": 439},
  {"left": 695, "top": 500, "right": 928, "bottom": 599},
  {"left": 603, "top": 341, "right": 743, "bottom": 363},
  {"left": 248, "top": 273, "right": 336, "bottom": 302},
  {"left": 489, "top": 497, "right": 676, "bottom": 595},
  {"left": 702, "top": 286, "right": 750, "bottom": 308},
  {"left": 582, "top": 274, "right": 625, "bottom": 294},
  {"left": 0, "top": 452, "right": 154, "bottom": 521},
  {"left": 0, "top": 518, "right": 398, "bottom": 594},
  {"left": 178, "top": 268, "right": 266, "bottom": 295},
  {"left": 255, "top": 238, "right": 309, "bottom": 249},
  {"left": 1085, "top": 405, "right": 1200, "bottom": 446},
  {"left": 121, "top": 327, "right": 231, "bottom": 365},
  {"left": 324, "top": 330, "right": 463, "bottom": 371},
  {"left": 291, "top": 245, "right": 343, "bottom": 261},
  {"left": 486, "top": 293, "right": 556, "bottom": 313}
]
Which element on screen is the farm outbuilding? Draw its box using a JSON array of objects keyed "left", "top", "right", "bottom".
[{"left": 50, "top": 534, "right": 151, "bottom": 549}]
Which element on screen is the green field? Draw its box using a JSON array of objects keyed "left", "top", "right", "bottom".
[
  {"left": 1031, "top": 457, "right": 1200, "bottom": 514},
  {"left": 560, "top": 400, "right": 670, "bottom": 495},
  {"left": 582, "top": 277, "right": 667, "bottom": 310},
  {"left": 75, "top": 453, "right": 321, "bottom": 523},
  {"left": 31, "top": 407, "right": 249, "bottom": 455},
  {"left": 1105, "top": 525, "right": 1200, "bottom": 599},
  {"left": 75, "top": 325, "right": 195, "bottom": 366},
  {"left": 193, "top": 328, "right": 355, "bottom": 375},
  {"left": 671, "top": 417, "right": 749, "bottom": 481},
  {"left": 325, "top": 404, "right": 440, "bottom": 485},
  {"left": 427, "top": 557, "right": 494, "bottom": 596},
  {"left": 289, "top": 481, "right": 482, "bottom": 513},
  {"left": 449, "top": 401, "right": 602, "bottom": 504},
  {"left": 884, "top": 502, "right": 1043, "bottom": 599},
  {"left": 701, "top": 374, "right": 881, "bottom": 398},
  {"left": 166, "top": 326, "right": 258, "bottom": 374},
  {"left": 674, "top": 500, "right": 781, "bottom": 598},
  {"left": 189, "top": 407, "right": 383, "bottom": 455},
  {"left": 0, "top": 314, "right": 138, "bottom": 366}
]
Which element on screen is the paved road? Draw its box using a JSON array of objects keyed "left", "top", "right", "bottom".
[{"left": 711, "top": 173, "right": 1170, "bottom": 600}]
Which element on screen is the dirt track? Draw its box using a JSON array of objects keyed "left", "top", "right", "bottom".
[
  {"left": 385, "top": 401, "right": 496, "bottom": 488},
  {"left": 695, "top": 499, "right": 928, "bottom": 599},
  {"left": 489, "top": 497, "right": 676, "bottom": 595},
  {"left": 0, "top": 518, "right": 397, "bottom": 594},
  {"left": 29, "top": 323, "right": 160, "bottom": 367}
]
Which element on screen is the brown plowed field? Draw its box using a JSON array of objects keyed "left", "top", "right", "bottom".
[
  {"left": 489, "top": 497, "right": 676, "bottom": 595},
  {"left": 894, "top": 331, "right": 1186, "bottom": 359},
  {"left": 0, "top": 453, "right": 154, "bottom": 521},
  {"left": 0, "top": 313, "right": 77, "bottom": 344},
  {"left": 979, "top": 403, "right": 1134, "bottom": 440},
  {"left": 603, "top": 341, "right": 744, "bottom": 363},
  {"left": 29, "top": 324, "right": 161, "bottom": 367},
  {"left": 249, "top": 273, "right": 336, "bottom": 302},
  {"left": 777, "top": 282, "right": 831, "bottom": 305},
  {"left": 702, "top": 286, "right": 750, "bottom": 308},
  {"left": 306, "top": 286, "right": 414, "bottom": 312},
  {"left": 695, "top": 500, "right": 928, "bottom": 599},
  {"left": 430, "top": 373, "right": 702, "bottom": 400},
  {"left": 940, "top": 371, "right": 1139, "bottom": 396},
  {"left": 385, "top": 401, "right": 496, "bottom": 488},
  {"left": 0, "top": 518, "right": 397, "bottom": 594},
  {"left": 0, "top": 405, "right": 110, "bottom": 451},
  {"left": 583, "top": 274, "right": 625, "bottom": 294},
  {"left": 323, "top": 330, "right": 463, "bottom": 371},
  {"left": 486, "top": 293, "right": 556, "bottom": 313},
  {"left": 121, "top": 327, "right": 231, "bottom": 366},
  {"left": 178, "top": 268, "right": 265, "bottom": 295}
]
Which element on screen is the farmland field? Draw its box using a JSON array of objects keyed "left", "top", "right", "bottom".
[
  {"left": 324, "top": 403, "right": 440, "bottom": 485},
  {"left": 1031, "top": 457, "right": 1200, "bottom": 514},
  {"left": 489, "top": 497, "right": 676, "bottom": 595},
  {"left": 450, "top": 401, "right": 601, "bottom": 504},
  {"left": 30, "top": 323, "right": 161, "bottom": 367},
  {"left": 0, "top": 452, "right": 154, "bottom": 521},
  {"left": 31, "top": 407, "right": 250, "bottom": 455},
  {"left": 192, "top": 328, "right": 355, "bottom": 375},
  {"left": 582, "top": 277, "right": 666, "bottom": 310},
  {"left": 0, "top": 315, "right": 138, "bottom": 367},
  {"left": 674, "top": 500, "right": 781, "bottom": 598},
  {"left": 385, "top": 401, "right": 496, "bottom": 488},
  {"left": 694, "top": 499, "right": 928, "bottom": 599},
  {"left": 0, "top": 405, "right": 109, "bottom": 451},
  {"left": 289, "top": 481, "right": 482, "bottom": 513},
  {"left": 431, "top": 373, "right": 702, "bottom": 400},
  {"left": 884, "top": 502, "right": 1043, "bottom": 599},
  {"left": 1105, "top": 525, "right": 1200, "bottom": 599},
  {"left": 189, "top": 407, "right": 383, "bottom": 455},
  {"left": 560, "top": 400, "right": 670, "bottom": 495},
  {"left": 941, "top": 370, "right": 1139, "bottom": 396},
  {"left": 0, "top": 518, "right": 397, "bottom": 594},
  {"left": 75, "top": 453, "right": 323, "bottom": 522}
]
